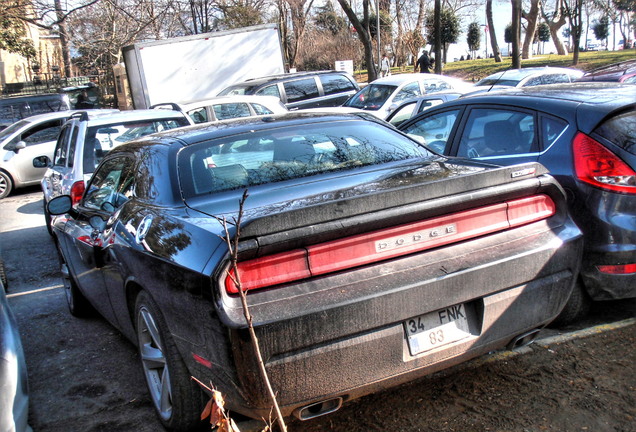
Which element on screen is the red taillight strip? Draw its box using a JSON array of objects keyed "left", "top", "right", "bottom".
[
  {"left": 225, "top": 195, "right": 556, "bottom": 294},
  {"left": 597, "top": 263, "right": 636, "bottom": 275}
]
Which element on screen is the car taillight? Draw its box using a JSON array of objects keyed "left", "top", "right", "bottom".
[
  {"left": 597, "top": 263, "right": 636, "bottom": 274},
  {"left": 70, "top": 181, "right": 85, "bottom": 206},
  {"left": 225, "top": 194, "right": 556, "bottom": 294},
  {"left": 573, "top": 132, "right": 636, "bottom": 194}
]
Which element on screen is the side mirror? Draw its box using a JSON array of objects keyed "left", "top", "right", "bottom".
[
  {"left": 89, "top": 215, "right": 107, "bottom": 232},
  {"left": 387, "top": 104, "right": 398, "bottom": 114},
  {"left": 33, "top": 155, "right": 51, "bottom": 168},
  {"left": 47, "top": 195, "right": 72, "bottom": 215},
  {"left": 3, "top": 141, "right": 26, "bottom": 153}
]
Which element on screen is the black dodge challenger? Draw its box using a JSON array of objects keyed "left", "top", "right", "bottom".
[{"left": 48, "top": 112, "right": 583, "bottom": 431}]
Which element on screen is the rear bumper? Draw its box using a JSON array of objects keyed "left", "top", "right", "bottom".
[
  {"left": 580, "top": 254, "right": 636, "bottom": 300},
  {"left": 221, "top": 219, "right": 583, "bottom": 418}
]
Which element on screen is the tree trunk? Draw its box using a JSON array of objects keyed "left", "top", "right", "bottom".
[
  {"left": 521, "top": 0, "right": 540, "bottom": 59},
  {"left": 542, "top": 0, "right": 569, "bottom": 55},
  {"left": 54, "top": 0, "right": 72, "bottom": 77},
  {"left": 434, "top": 0, "right": 442, "bottom": 73},
  {"left": 511, "top": 0, "right": 522, "bottom": 68},
  {"left": 486, "top": 0, "right": 502, "bottom": 62},
  {"left": 337, "top": 0, "right": 377, "bottom": 81}
]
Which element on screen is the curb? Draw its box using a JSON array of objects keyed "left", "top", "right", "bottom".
[{"left": 480, "top": 317, "right": 636, "bottom": 366}]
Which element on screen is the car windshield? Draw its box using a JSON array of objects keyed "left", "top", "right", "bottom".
[
  {"left": 0, "top": 119, "right": 30, "bottom": 140},
  {"left": 178, "top": 119, "right": 431, "bottom": 198},
  {"left": 84, "top": 117, "right": 190, "bottom": 172},
  {"left": 344, "top": 84, "right": 398, "bottom": 110}
]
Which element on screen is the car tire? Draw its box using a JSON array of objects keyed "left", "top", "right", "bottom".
[
  {"left": 0, "top": 171, "right": 13, "bottom": 199},
  {"left": 57, "top": 244, "right": 93, "bottom": 317},
  {"left": 0, "top": 258, "right": 8, "bottom": 291},
  {"left": 134, "top": 291, "right": 205, "bottom": 431},
  {"left": 550, "top": 279, "right": 591, "bottom": 327}
]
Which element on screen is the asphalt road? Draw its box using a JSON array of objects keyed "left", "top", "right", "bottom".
[{"left": 1, "top": 186, "right": 634, "bottom": 432}]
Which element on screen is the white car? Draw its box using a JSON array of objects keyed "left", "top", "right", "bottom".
[
  {"left": 0, "top": 110, "right": 112, "bottom": 199},
  {"left": 157, "top": 95, "right": 288, "bottom": 124},
  {"left": 473, "top": 67, "right": 583, "bottom": 89},
  {"left": 40, "top": 108, "right": 193, "bottom": 231},
  {"left": 342, "top": 74, "right": 473, "bottom": 119}
]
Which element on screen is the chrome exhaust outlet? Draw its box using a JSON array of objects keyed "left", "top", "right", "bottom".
[
  {"left": 293, "top": 397, "right": 343, "bottom": 421},
  {"left": 507, "top": 328, "right": 541, "bottom": 350}
]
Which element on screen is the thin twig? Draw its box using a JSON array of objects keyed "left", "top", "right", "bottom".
[{"left": 221, "top": 190, "right": 288, "bottom": 432}]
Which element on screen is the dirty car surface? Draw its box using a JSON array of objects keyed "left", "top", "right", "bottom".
[{"left": 49, "top": 112, "right": 583, "bottom": 430}]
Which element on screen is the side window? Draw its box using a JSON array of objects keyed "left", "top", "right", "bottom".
[
  {"left": 21, "top": 120, "right": 63, "bottom": 145},
  {"left": 67, "top": 126, "right": 79, "bottom": 168},
  {"left": 400, "top": 109, "right": 461, "bottom": 153},
  {"left": 53, "top": 124, "right": 73, "bottom": 167},
  {"left": 423, "top": 79, "right": 450, "bottom": 93},
  {"left": 256, "top": 84, "right": 281, "bottom": 99},
  {"left": 320, "top": 74, "right": 356, "bottom": 95},
  {"left": 416, "top": 99, "right": 446, "bottom": 114},
  {"left": 393, "top": 82, "right": 422, "bottom": 103},
  {"left": 524, "top": 76, "right": 543, "bottom": 86},
  {"left": 283, "top": 78, "right": 320, "bottom": 103},
  {"left": 388, "top": 102, "right": 417, "bottom": 127},
  {"left": 83, "top": 156, "right": 136, "bottom": 212},
  {"left": 213, "top": 103, "right": 251, "bottom": 120},
  {"left": 543, "top": 74, "right": 570, "bottom": 84},
  {"left": 251, "top": 103, "right": 274, "bottom": 115},
  {"left": 457, "top": 108, "right": 536, "bottom": 158},
  {"left": 541, "top": 116, "right": 568, "bottom": 150},
  {"left": 188, "top": 108, "right": 208, "bottom": 123}
]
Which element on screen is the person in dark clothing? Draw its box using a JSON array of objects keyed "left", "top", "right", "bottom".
[{"left": 415, "top": 51, "right": 432, "bottom": 73}]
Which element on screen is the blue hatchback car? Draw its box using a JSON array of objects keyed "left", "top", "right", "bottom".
[{"left": 398, "top": 82, "right": 636, "bottom": 323}]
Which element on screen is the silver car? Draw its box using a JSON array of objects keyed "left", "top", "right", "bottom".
[
  {"left": 0, "top": 111, "right": 108, "bottom": 199},
  {"left": 41, "top": 109, "right": 193, "bottom": 231}
]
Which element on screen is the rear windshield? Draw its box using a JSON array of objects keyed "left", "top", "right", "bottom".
[
  {"left": 84, "top": 117, "right": 189, "bottom": 173},
  {"left": 344, "top": 84, "right": 398, "bottom": 110},
  {"left": 178, "top": 120, "right": 430, "bottom": 198},
  {"left": 593, "top": 108, "right": 636, "bottom": 156}
]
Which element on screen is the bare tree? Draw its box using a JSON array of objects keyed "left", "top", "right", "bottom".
[
  {"left": 511, "top": 0, "right": 522, "bottom": 67},
  {"left": 521, "top": 0, "right": 541, "bottom": 59},
  {"left": 541, "top": 0, "right": 570, "bottom": 54},
  {"left": 563, "top": 0, "right": 584, "bottom": 64},
  {"left": 336, "top": 0, "right": 379, "bottom": 81},
  {"left": 486, "top": 0, "right": 502, "bottom": 61}
]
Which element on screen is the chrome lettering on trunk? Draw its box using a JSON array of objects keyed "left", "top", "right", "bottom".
[{"left": 375, "top": 223, "right": 457, "bottom": 253}]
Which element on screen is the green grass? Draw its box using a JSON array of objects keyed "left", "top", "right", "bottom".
[
  {"left": 441, "top": 49, "right": 636, "bottom": 82},
  {"left": 359, "top": 49, "right": 635, "bottom": 83}
]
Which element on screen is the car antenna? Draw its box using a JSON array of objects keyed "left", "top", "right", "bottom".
[{"left": 487, "top": 64, "right": 513, "bottom": 93}]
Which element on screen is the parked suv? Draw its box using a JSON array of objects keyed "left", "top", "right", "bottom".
[
  {"left": 0, "top": 93, "right": 72, "bottom": 130},
  {"left": 0, "top": 110, "right": 111, "bottom": 199},
  {"left": 217, "top": 70, "right": 360, "bottom": 110},
  {"left": 41, "top": 108, "right": 193, "bottom": 230}
]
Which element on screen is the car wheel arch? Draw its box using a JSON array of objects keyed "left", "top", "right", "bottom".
[{"left": 0, "top": 169, "right": 15, "bottom": 199}]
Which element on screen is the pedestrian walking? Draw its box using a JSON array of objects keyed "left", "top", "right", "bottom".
[
  {"left": 381, "top": 53, "right": 391, "bottom": 77},
  {"left": 415, "top": 50, "right": 432, "bottom": 73}
]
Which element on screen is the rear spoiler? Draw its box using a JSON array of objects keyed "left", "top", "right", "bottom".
[{"left": 238, "top": 162, "right": 562, "bottom": 258}]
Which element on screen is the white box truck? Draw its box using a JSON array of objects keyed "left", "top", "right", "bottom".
[{"left": 121, "top": 24, "right": 286, "bottom": 109}]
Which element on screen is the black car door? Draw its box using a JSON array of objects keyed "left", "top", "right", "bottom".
[{"left": 59, "top": 155, "right": 136, "bottom": 324}]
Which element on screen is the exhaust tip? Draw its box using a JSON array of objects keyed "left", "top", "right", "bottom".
[
  {"left": 293, "top": 397, "right": 343, "bottom": 421},
  {"left": 507, "top": 328, "right": 541, "bottom": 350}
]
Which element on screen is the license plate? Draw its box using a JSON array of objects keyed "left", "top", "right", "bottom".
[{"left": 404, "top": 304, "right": 471, "bottom": 356}]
